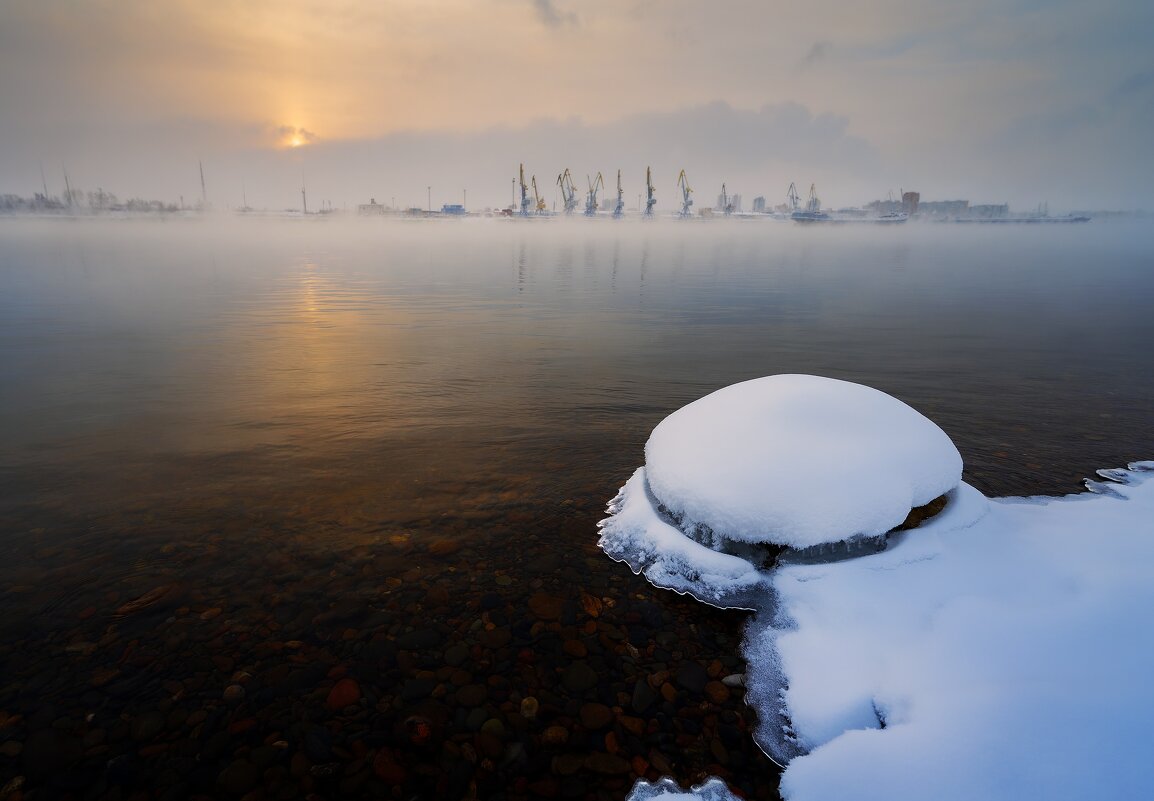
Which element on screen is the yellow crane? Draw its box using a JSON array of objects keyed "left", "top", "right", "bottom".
[
  {"left": 532, "top": 176, "right": 547, "bottom": 214},
  {"left": 557, "top": 169, "right": 578, "bottom": 214},
  {"left": 677, "top": 169, "right": 693, "bottom": 217},
  {"left": 585, "top": 172, "right": 604, "bottom": 216}
]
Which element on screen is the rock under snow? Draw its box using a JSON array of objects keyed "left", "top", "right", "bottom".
[{"left": 643, "top": 374, "right": 962, "bottom": 549}]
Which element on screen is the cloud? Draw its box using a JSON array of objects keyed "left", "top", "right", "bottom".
[
  {"left": 275, "top": 126, "right": 319, "bottom": 144},
  {"left": 532, "top": 0, "right": 577, "bottom": 28},
  {"left": 799, "top": 41, "right": 832, "bottom": 70}
]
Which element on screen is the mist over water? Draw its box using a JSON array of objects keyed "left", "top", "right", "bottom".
[
  {"left": 3, "top": 216, "right": 1152, "bottom": 502},
  {"left": 1, "top": 215, "right": 1153, "bottom": 798}
]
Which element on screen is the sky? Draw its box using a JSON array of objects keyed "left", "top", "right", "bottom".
[{"left": 1, "top": 0, "right": 1152, "bottom": 212}]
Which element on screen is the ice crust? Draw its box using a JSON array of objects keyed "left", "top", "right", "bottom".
[
  {"left": 644, "top": 375, "right": 962, "bottom": 548},
  {"left": 623, "top": 777, "right": 742, "bottom": 801},
  {"left": 601, "top": 376, "right": 1154, "bottom": 801},
  {"left": 599, "top": 467, "right": 769, "bottom": 608}
]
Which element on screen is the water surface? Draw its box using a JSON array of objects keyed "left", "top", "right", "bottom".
[{"left": 1, "top": 216, "right": 1152, "bottom": 798}]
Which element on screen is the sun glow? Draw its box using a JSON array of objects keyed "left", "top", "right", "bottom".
[{"left": 275, "top": 124, "right": 317, "bottom": 150}]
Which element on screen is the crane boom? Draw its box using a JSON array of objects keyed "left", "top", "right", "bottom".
[
  {"left": 519, "top": 163, "right": 531, "bottom": 217},
  {"left": 585, "top": 172, "right": 604, "bottom": 216},
  {"left": 677, "top": 169, "right": 693, "bottom": 217},
  {"left": 557, "top": 169, "right": 578, "bottom": 214},
  {"left": 532, "top": 176, "right": 547, "bottom": 213},
  {"left": 787, "top": 182, "right": 801, "bottom": 211},
  {"left": 613, "top": 169, "right": 624, "bottom": 218},
  {"left": 645, "top": 166, "right": 656, "bottom": 216}
]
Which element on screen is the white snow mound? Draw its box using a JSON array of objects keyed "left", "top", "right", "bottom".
[{"left": 644, "top": 374, "right": 962, "bottom": 548}]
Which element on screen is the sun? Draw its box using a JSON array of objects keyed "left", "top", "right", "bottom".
[{"left": 275, "top": 125, "right": 316, "bottom": 150}]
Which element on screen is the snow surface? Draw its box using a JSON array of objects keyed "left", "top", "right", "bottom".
[
  {"left": 607, "top": 375, "right": 1154, "bottom": 801},
  {"left": 767, "top": 463, "right": 1154, "bottom": 801},
  {"left": 644, "top": 375, "right": 962, "bottom": 548}
]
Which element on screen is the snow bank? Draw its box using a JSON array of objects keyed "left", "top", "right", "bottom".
[
  {"left": 644, "top": 375, "right": 962, "bottom": 548},
  {"left": 602, "top": 374, "right": 1154, "bottom": 801},
  {"left": 768, "top": 462, "right": 1154, "bottom": 801}
]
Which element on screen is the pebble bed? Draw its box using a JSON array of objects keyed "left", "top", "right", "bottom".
[{"left": 0, "top": 462, "right": 783, "bottom": 801}]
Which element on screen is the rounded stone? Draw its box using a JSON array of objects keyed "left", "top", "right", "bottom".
[
  {"left": 325, "top": 678, "right": 361, "bottom": 710},
  {"left": 579, "top": 702, "right": 614, "bottom": 730},
  {"left": 562, "top": 661, "right": 598, "bottom": 693},
  {"left": 456, "top": 684, "right": 488, "bottom": 706},
  {"left": 643, "top": 374, "right": 963, "bottom": 547},
  {"left": 704, "top": 680, "right": 731, "bottom": 704}
]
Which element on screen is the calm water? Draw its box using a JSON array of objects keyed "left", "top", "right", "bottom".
[{"left": 1, "top": 216, "right": 1152, "bottom": 798}]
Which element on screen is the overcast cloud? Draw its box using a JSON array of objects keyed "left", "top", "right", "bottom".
[{"left": 1, "top": 0, "right": 1151, "bottom": 210}]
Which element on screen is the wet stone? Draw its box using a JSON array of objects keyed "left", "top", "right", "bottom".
[
  {"left": 456, "top": 683, "right": 488, "bottom": 706},
  {"left": 542, "top": 725, "right": 569, "bottom": 746},
  {"left": 562, "top": 639, "right": 588, "bottom": 658},
  {"left": 478, "top": 628, "right": 511, "bottom": 648},
  {"left": 704, "top": 680, "right": 731, "bottom": 704},
  {"left": 396, "top": 628, "right": 443, "bottom": 650},
  {"left": 585, "top": 751, "right": 630, "bottom": 775},
  {"left": 400, "top": 677, "right": 437, "bottom": 701},
  {"left": 131, "top": 710, "right": 166, "bottom": 741},
  {"left": 553, "top": 753, "right": 584, "bottom": 776},
  {"left": 676, "top": 660, "right": 710, "bottom": 694},
  {"left": 444, "top": 643, "right": 470, "bottom": 666},
  {"left": 218, "top": 759, "right": 260, "bottom": 796},
  {"left": 529, "top": 593, "right": 565, "bottom": 621},
  {"left": 465, "top": 707, "right": 489, "bottom": 731},
  {"left": 22, "top": 729, "right": 82, "bottom": 780},
  {"left": 325, "top": 677, "right": 361, "bottom": 710},
  {"left": 562, "top": 661, "right": 598, "bottom": 694},
  {"left": 579, "top": 702, "right": 614, "bottom": 730},
  {"left": 632, "top": 680, "right": 656, "bottom": 713}
]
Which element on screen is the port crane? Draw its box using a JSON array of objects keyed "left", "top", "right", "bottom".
[
  {"left": 677, "top": 169, "right": 693, "bottom": 217},
  {"left": 585, "top": 172, "right": 604, "bottom": 216},
  {"left": 531, "top": 176, "right": 547, "bottom": 214},
  {"left": 557, "top": 169, "right": 578, "bottom": 215},
  {"left": 806, "top": 183, "right": 821, "bottom": 214},
  {"left": 645, "top": 167, "right": 656, "bottom": 216},
  {"left": 518, "top": 164, "right": 531, "bottom": 217},
  {"left": 613, "top": 170, "right": 625, "bottom": 218},
  {"left": 786, "top": 182, "right": 801, "bottom": 212},
  {"left": 720, "top": 183, "right": 733, "bottom": 216}
]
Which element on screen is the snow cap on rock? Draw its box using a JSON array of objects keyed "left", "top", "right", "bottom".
[{"left": 644, "top": 374, "right": 963, "bottom": 549}]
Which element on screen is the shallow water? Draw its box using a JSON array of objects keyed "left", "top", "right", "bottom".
[{"left": 1, "top": 215, "right": 1152, "bottom": 798}]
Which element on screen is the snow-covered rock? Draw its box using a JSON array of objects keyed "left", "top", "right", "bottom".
[{"left": 644, "top": 374, "right": 962, "bottom": 548}]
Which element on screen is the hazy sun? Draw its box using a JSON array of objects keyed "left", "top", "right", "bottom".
[{"left": 276, "top": 125, "right": 316, "bottom": 150}]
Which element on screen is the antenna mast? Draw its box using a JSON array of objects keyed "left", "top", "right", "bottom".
[{"left": 199, "top": 160, "right": 208, "bottom": 208}]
